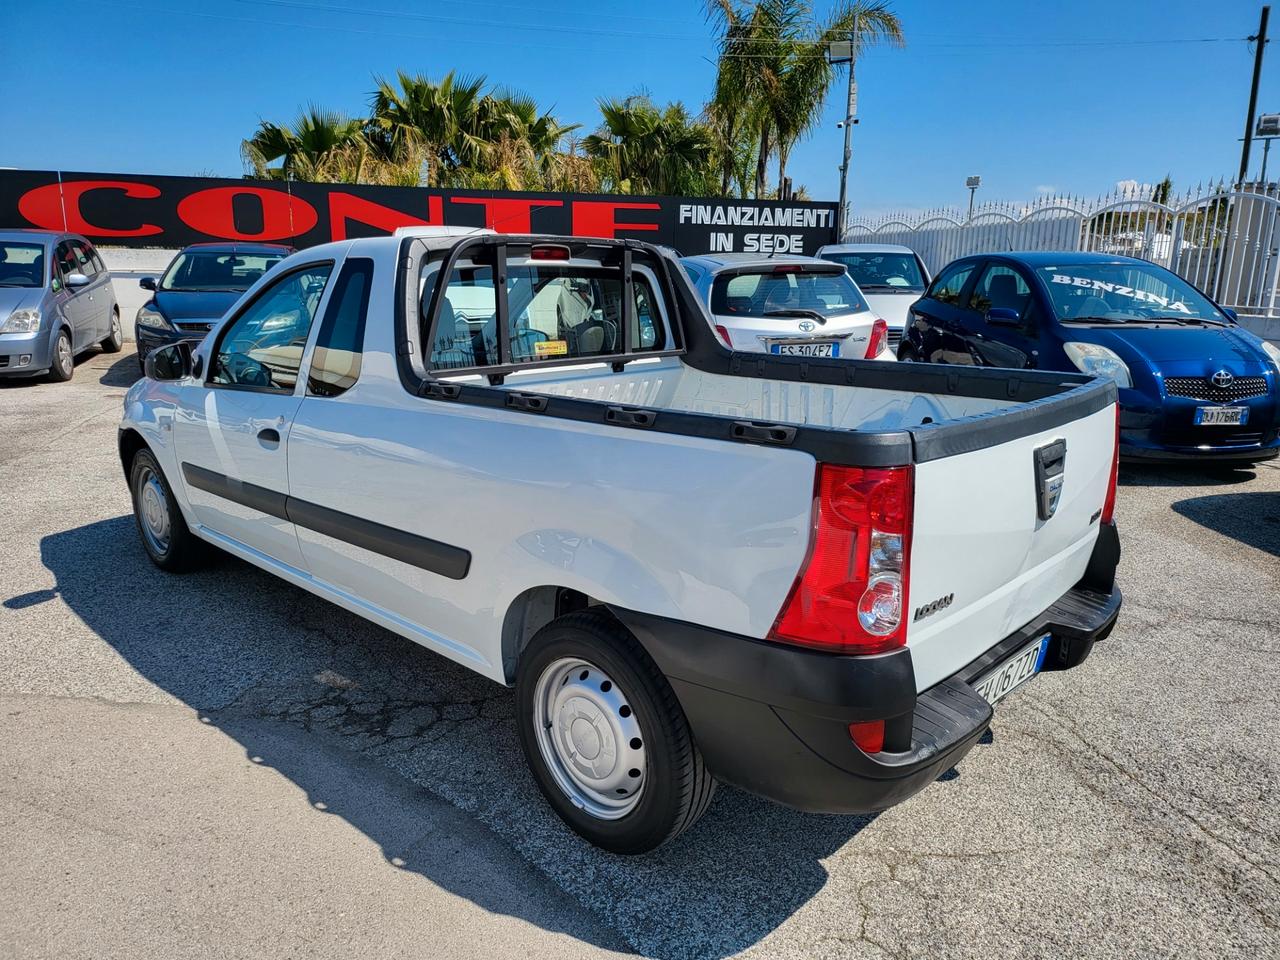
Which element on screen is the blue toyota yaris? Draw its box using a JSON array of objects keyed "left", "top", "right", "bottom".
[{"left": 900, "top": 252, "right": 1280, "bottom": 463}]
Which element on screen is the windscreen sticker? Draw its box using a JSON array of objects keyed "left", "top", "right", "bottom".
[
  {"left": 534, "top": 339, "right": 569, "bottom": 357},
  {"left": 1048, "top": 273, "right": 1192, "bottom": 313}
]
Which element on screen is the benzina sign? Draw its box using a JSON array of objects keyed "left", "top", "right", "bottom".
[{"left": 0, "top": 170, "right": 838, "bottom": 255}]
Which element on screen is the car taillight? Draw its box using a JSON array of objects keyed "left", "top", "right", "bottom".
[
  {"left": 530, "top": 244, "right": 571, "bottom": 260},
  {"left": 864, "top": 318, "right": 888, "bottom": 359},
  {"left": 714, "top": 324, "right": 734, "bottom": 348},
  {"left": 770, "top": 463, "right": 914, "bottom": 655},
  {"left": 1101, "top": 403, "right": 1120, "bottom": 524}
]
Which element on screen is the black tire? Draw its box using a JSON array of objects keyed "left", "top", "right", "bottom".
[
  {"left": 897, "top": 344, "right": 917, "bottom": 362},
  {"left": 128, "top": 448, "right": 208, "bottom": 572},
  {"left": 101, "top": 309, "right": 124, "bottom": 353},
  {"left": 515, "top": 609, "right": 715, "bottom": 854},
  {"left": 47, "top": 329, "right": 73, "bottom": 382}
]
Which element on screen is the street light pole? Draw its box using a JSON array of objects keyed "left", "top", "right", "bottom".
[
  {"left": 832, "top": 16, "right": 858, "bottom": 242},
  {"left": 966, "top": 175, "right": 981, "bottom": 221},
  {"left": 1239, "top": 4, "right": 1271, "bottom": 185}
]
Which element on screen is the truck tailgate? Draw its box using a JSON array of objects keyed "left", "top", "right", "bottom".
[{"left": 906, "top": 403, "right": 1115, "bottom": 692}]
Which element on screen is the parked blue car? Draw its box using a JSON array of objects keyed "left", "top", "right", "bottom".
[{"left": 900, "top": 252, "right": 1280, "bottom": 462}]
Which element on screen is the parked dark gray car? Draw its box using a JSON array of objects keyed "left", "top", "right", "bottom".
[{"left": 0, "top": 229, "right": 121, "bottom": 381}]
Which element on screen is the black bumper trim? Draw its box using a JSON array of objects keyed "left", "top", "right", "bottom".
[{"left": 611, "top": 575, "right": 1121, "bottom": 815}]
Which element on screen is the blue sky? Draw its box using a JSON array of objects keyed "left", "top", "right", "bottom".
[{"left": 0, "top": 0, "right": 1272, "bottom": 216}]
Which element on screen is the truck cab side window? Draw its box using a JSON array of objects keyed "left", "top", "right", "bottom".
[
  {"left": 428, "top": 265, "right": 498, "bottom": 370},
  {"left": 210, "top": 263, "right": 332, "bottom": 393},
  {"left": 308, "top": 258, "right": 373, "bottom": 397}
]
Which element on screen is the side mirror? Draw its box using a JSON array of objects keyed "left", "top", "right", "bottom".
[
  {"left": 144, "top": 342, "right": 193, "bottom": 381},
  {"left": 139, "top": 276, "right": 157, "bottom": 291},
  {"left": 66, "top": 272, "right": 90, "bottom": 288},
  {"left": 988, "top": 306, "right": 1022, "bottom": 326},
  {"left": 1222, "top": 307, "right": 1238, "bottom": 323}
]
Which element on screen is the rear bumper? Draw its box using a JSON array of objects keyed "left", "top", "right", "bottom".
[{"left": 613, "top": 525, "right": 1122, "bottom": 815}]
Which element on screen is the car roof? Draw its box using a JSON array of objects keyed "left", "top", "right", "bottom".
[
  {"left": 816, "top": 243, "right": 919, "bottom": 256},
  {"left": 954, "top": 251, "right": 1159, "bottom": 268},
  {"left": 679, "top": 252, "right": 838, "bottom": 273},
  {"left": 0, "top": 228, "right": 68, "bottom": 244},
  {"left": 178, "top": 241, "right": 295, "bottom": 254}
]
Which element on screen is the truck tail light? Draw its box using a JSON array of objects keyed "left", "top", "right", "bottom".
[
  {"left": 770, "top": 464, "right": 914, "bottom": 655},
  {"left": 1101, "top": 404, "right": 1119, "bottom": 525},
  {"left": 530, "top": 244, "right": 571, "bottom": 260},
  {"left": 714, "top": 324, "right": 734, "bottom": 348},
  {"left": 864, "top": 318, "right": 888, "bottom": 359}
]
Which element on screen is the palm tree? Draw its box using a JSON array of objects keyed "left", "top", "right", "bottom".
[
  {"left": 584, "top": 96, "right": 717, "bottom": 196},
  {"left": 241, "top": 107, "right": 366, "bottom": 180},
  {"left": 705, "top": 1, "right": 903, "bottom": 198}
]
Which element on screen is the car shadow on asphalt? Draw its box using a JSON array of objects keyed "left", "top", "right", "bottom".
[
  {"left": 98, "top": 352, "right": 142, "bottom": 387},
  {"left": 1118, "top": 463, "right": 1263, "bottom": 487},
  {"left": 1171, "top": 490, "right": 1280, "bottom": 557},
  {"left": 32, "top": 516, "right": 877, "bottom": 960}
]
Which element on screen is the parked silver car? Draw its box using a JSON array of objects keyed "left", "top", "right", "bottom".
[{"left": 0, "top": 229, "right": 121, "bottom": 381}]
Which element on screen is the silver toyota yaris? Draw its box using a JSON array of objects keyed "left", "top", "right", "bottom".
[{"left": 0, "top": 229, "right": 121, "bottom": 381}]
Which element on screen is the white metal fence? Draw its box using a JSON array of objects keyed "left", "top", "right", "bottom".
[{"left": 847, "top": 181, "right": 1280, "bottom": 319}]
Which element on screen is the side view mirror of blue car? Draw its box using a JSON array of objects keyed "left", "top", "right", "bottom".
[
  {"left": 987, "top": 306, "right": 1021, "bottom": 326},
  {"left": 145, "top": 342, "right": 192, "bottom": 382},
  {"left": 1222, "top": 307, "right": 1238, "bottom": 323},
  {"left": 139, "top": 276, "right": 157, "bottom": 291},
  {"left": 66, "top": 272, "right": 90, "bottom": 288}
]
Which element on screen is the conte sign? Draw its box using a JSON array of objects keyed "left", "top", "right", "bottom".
[{"left": 0, "top": 170, "right": 838, "bottom": 255}]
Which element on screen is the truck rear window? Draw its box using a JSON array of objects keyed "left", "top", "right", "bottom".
[
  {"left": 710, "top": 269, "right": 869, "bottom": 319},
  {"left": 422, "top": 261, "right": 666, "bottom": 371}
]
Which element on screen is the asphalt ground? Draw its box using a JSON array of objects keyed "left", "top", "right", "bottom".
[{"left": 1, "top": 345, "right": 1277, "bottom": 959}]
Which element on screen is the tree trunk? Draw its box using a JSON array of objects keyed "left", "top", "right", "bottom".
[
  {"left": 755, "top": 123, "right": 771, "bottom": 199},
  {"left": 777, "top": 141, "right": 791, "bottom": 200}
]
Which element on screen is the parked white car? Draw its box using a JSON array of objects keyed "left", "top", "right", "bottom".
[
  {"left": 816, "top": 243, "right": 932, "bottom": 353},
  {"left": 120, "top": 228, "right": 1122, "bottom": 853},
  {"left": 681, "top": 253, "right": 894, "bottom": 360}
]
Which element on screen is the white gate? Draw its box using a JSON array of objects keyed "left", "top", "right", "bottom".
[{"left": 847, "top": 184, "right": 1280, "bottom": 319}]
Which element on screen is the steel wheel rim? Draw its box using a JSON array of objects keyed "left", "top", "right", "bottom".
[
  {"left": 137, "top": 466, "right": 171, "bottom": 555},
  {"left": 111, "top": 314, "right": 120, "bottom": 341},
  {"left": 57, "top": 334, "right": 72, "bottom": 371},
  {"left": 532, "top": 656, "right": 646, "bottom": 820}
]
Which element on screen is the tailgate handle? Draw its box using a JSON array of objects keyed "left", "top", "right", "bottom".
[
  {"left": 1032, "top": 438, "right": 1067, "bottom": 521},
  {"left": 731, "top": 420, "right": 797, "bottom": 446},
  {"left": 606, "top": 405, "right": 657, "bottom": 428},
  {"left": 506, "top": 392, "right": 549, "bottom": 413}
]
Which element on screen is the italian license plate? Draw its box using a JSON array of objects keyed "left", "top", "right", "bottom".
[
  {"left": 973, "top": 634, "right": 1050, "bottom": 707},
  {"left": 770, "top": 341, "right": 839, "bottom": 358},
  {"left": 1195, "top": 406, "right": 1248, "bottom": 426}
]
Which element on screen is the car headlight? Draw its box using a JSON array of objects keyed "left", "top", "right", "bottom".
[
  {"left": 1261, "top": 339, "right": 1280, "bottom": 373},
  {"left": 137, "top": 306, "right": 174, "bottom": 332},
  {"left": 1063, "top": 342, "right": 1132, "bottom": 388},
  {"left": 0, "top": 308, "right": 41, "bottom": 334}
]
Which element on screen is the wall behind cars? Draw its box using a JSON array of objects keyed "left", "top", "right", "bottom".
[{"left": 0, "top": 170, "right": 837, "bottom": 257}]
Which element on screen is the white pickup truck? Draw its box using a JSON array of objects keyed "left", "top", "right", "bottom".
[{"left": 120, "top": 227, "right": 1122, "bottom": 854}]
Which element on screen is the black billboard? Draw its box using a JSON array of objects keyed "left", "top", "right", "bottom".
[{"left": 0, "top": 170, "right": 837, "bottom": 255}]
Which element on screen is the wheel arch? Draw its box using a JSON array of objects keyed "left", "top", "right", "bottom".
[
  {"left": 500, "top": 585, "right": 612, "bottom": 683},
  {"left": 118, "top": 427, "right": 149, "bottom": 480}
]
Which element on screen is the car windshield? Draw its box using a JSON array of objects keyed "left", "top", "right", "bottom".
[
  {"left": 1037, "top": 262, "right": 1227, "bottom": 324},
  {"left": 710, "top": 268, "right": 870, "bottom": 319},
  {"left": 160, "top": 250, "right": 285, "bottom": 292},
  {"left": 0, "top": 242, "right": 46, "bottom": 288},
  {"left": 823, "top": 251, "right": 926, "bottom": 292}
]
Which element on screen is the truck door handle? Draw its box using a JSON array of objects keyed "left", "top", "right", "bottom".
[{"left": 258, "top": 428, "right": 281, "bottom": 444}]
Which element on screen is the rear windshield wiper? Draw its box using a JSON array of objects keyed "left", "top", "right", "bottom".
[{"left": 764, "top": 308, "right": 827, "bottom": 325}]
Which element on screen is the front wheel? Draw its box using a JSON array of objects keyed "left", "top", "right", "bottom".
[
  {"left": 129, "top": 449, "right": 208, "bottom": 572},
  {"left": 515, "top": 610, "right": 715, "bottom": 854},
  {"left": 48, "top": 329, "right": 73, "bottom": 382},
  {"left": 101, "top": 309, "right": 123, "bottom": 353}
]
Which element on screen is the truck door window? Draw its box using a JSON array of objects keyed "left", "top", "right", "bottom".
[
  {"left": 209, "top": 263, "right": 333, "bottom": 393},
  {"left": 925, "top": 262, "right": 975, "bottom": 306},
  {"left": 308, "top": 258, "right": 373, "bottom": 397}
]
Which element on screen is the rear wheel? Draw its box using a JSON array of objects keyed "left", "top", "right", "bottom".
[
  {"left": 47, "top": 329, "right": 74, "bottom": 382},
  {"left": 129, "top": 449, "right": 208, "bottom": 572},
  {"left": 101, "top": 309, "right": 123, "bottom": 353},
  {"left": 515, "top": 609, "right": 715, "bottom": 853}
]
